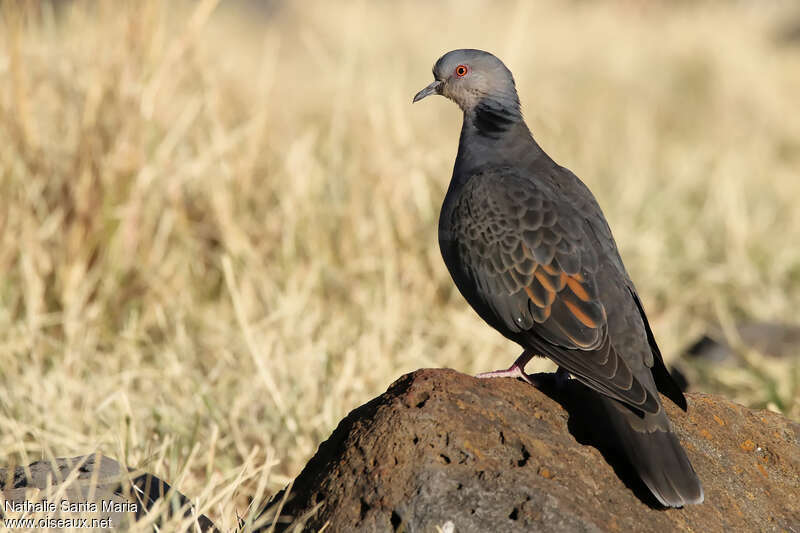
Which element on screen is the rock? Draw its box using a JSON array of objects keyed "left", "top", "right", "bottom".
[
  {"left": 682, "top": 322, "right": 800, "bottom": 363},
  {"left": 258, "top": 368, "right": 800, "bottom": 532},
  {"left": 0, "top": 453, "right": 218, "bottom": 532}
]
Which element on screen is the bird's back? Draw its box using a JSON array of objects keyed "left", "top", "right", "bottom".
[{"left": 442, "top": 132, "right": 662, "bottom": 388}]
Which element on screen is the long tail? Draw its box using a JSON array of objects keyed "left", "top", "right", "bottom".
[{"left": 602, "top": 397, "right": 704, "bottom": 507}]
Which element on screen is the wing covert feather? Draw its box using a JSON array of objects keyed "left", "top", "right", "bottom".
[{"left": 449, "top": 170, "right": 659, "bottom": 413}]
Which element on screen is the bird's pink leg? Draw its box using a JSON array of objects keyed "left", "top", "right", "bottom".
[{"left": 475, "top": 349, "right": 535, "bottom": 384}]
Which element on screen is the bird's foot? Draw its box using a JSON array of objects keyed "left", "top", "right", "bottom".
[
  {"left": 554, "top": 366, "right": 571, "bottom": 389},
  {"left": 525, "top": 367, "right": 571, "bottom": 389},
  {"left": 475, "top": 364, "right": 534, "bottom": 385}
]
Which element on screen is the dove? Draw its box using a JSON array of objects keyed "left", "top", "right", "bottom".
[{"left": 414, "top": 49, "right": 703, "bottom": 507}]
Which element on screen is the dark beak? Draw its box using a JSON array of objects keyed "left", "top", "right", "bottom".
[{"left": 413, "top": 80, "right": 442, "bottom": 103}]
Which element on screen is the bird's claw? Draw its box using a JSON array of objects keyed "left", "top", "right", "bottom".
[
  {"left": 476, "top": 365, "right": 571, "bottom": 390},
  {"left": 475, "top": 364, "right": 534, "bottom": 385}
]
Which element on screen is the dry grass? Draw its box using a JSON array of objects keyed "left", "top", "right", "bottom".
[{"left": 0, "top": 0, "right": 799, "bottom": 529}]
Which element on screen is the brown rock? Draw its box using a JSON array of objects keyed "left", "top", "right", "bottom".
[
  {"left": 0, "top": 453, "right": 218, "bottom": 532},
  {"left": 259, "top": 368, "right": 800, "bottom": 532}
]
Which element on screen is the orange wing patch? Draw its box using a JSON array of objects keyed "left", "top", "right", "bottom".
[
  {"left": 520, "top": 244, "right": 602, "bottom": 330},
  {"left": 524, "top": 285, "right": 545, "bottom": 307},
  {"left": 541, "top": 263, "right": 560, "bottom": 276},
  {"left": 565, "top": 275, "right": 591, "bottom": 302},
  {"left": 533, "top": 269, "right": 557, "bottom": 293},
  {"left": 563, "top": 299, "right": 598, "bottom": 328}
]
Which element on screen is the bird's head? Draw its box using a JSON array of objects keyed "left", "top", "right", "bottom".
[{"left": 413, "top": 49, "right": 520, "bottom": 113}]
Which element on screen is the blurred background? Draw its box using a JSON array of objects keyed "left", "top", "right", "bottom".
[{"left": 1, "top": 0, "right": 798, "bottom": 528}]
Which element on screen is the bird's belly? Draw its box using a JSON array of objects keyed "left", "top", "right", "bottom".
[{"left": 438, "top": 234, "right": 522, "bottom": 344}]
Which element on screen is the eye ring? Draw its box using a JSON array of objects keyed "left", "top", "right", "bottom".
[{"left": 455, "top": 64, "right": 468, "bottom": 77}]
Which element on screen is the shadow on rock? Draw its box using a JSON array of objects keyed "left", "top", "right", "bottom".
[{"left": 529, "top": 373, "right": 665, "bottom": 509}]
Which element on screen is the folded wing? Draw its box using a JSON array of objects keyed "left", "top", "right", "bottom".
[{"left": 450, "top": 170, "right": 660, "bottom": 414}]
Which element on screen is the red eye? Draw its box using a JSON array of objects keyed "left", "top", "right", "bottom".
[{"left": 455, "top": 65, "right": 468, "bottom": 77}]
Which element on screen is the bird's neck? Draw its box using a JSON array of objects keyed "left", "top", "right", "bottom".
[
  {"left": 468, "top": 97, "right": 522, "bottom": 139},
  {"left": 451, "top": 99, "right": 547, "bottom": 187}
]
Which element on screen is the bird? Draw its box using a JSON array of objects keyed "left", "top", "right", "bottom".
[{"left": 413, "top": 49, "right": 703, "bottom": 507}]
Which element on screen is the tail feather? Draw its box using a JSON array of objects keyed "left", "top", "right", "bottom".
[{"left": 602, "top": 398, "right": 704, "bottom": 507}]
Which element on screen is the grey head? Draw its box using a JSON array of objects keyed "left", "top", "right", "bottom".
[
  {"left": 414, "top": 49, "right": 523, "bottom": 138},
  {"left": 414, "top": 49, "right": 520, "bottom": 111}
]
